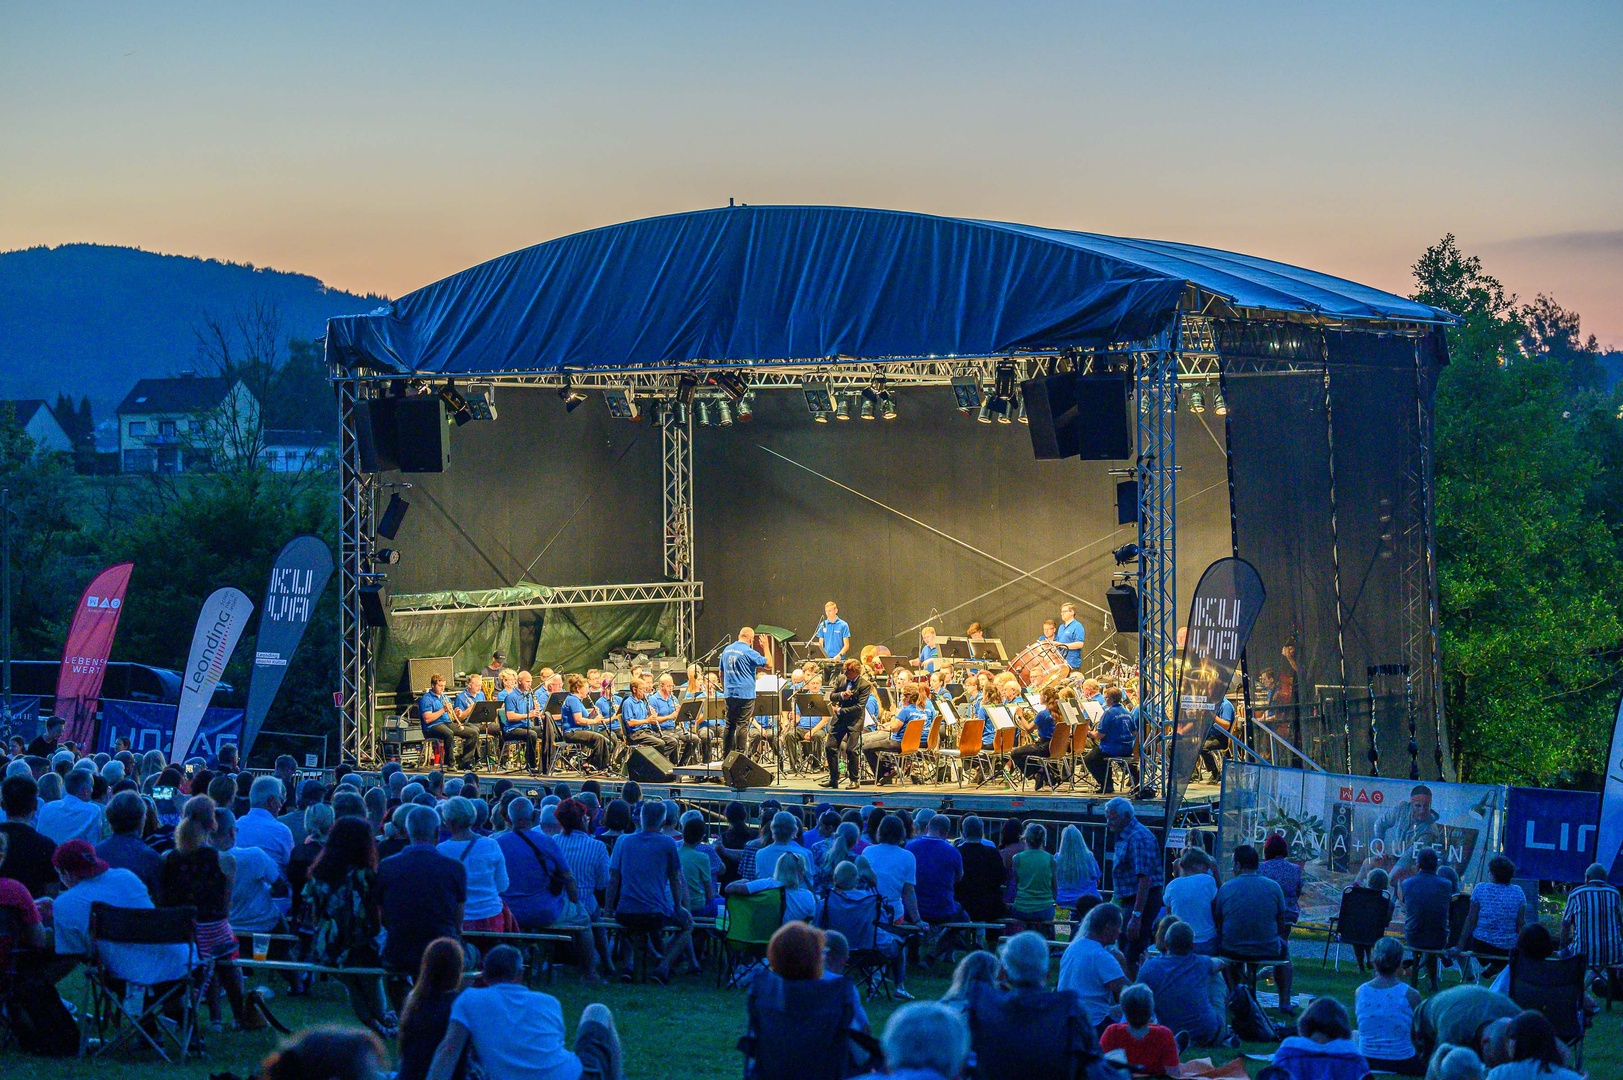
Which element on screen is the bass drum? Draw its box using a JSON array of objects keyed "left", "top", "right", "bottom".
[{"left": 1008, "top": 641, "right": 1070, "bottom": 691}]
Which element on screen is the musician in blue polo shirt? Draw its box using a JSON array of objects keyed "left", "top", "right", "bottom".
[
  {"left": 651, "top": 673, "right": 700, "bottom": 765},
  {"left": 719, "top": 627, "right": 769, "bottom": 756},
  {"left": 420, "top": 673, "right": 481, "bottom": 768},
  {"left": 501, "top": 670, "right": 543, "bottom": 773},
  {"left": 452, "top": 673, "right": 498, "bottom": 740},
  {"left": 1010, "top": 686, "right": 1064, "bottom": 788},
  {"left": 622, "top": 676, "right": 682, "bottom": 761},
  {"left": 557, "top": 673, "right": 610, "bottom": 772},
  {"left": 816, "top": 601, "right": 851, "bottom": 661},
  {"left": 1054, "top": 603, "right": 1085, "bottom": 670},
  {"left": 916, "top": 626, "right": 941, "bottom": 674}
]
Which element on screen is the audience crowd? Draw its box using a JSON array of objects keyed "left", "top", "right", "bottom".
[{"left": 0, "top": 737, "right": 1611, "bottom": 1080}]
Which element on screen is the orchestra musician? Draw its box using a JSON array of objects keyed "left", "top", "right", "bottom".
[
  {"left": 683, "top": 663, "right": 723, "bottom": 763},
  {"left": 453, "top": 673, "right": 498, "bottom": 738},
  {"left": 1055, "top": 603, "right": 1086, "bottom": 671},
  {"left": 420, "top": 673, "right": 480, "bottom": 768},
  {"left": 914, "top": 626, "right": 940, "bottom": 674},
  {"left": 719, "top": 627, "right": 769, "bottom": 757},
  {"left": 815, "top": 601, "right": 850, "bottom": 661},
  {"left": 622, "top": 675, "right": 682, "bottom": 762},
  {"left": 784, "top": 667, "right": 827, "bottom": 773},
  {"left": 1038, "top": 618, "right": 1058, "bottom": 644},
  {"left": 824, "top": 657, "right": 872, "bottom": 790},
  {"left": 479, "top": 650, "right": 507, "bottom": 685},
  {"left": 652, "top": 673, "right": 702, "bottom": 765},
  {"left": 1083, "top": 686, "right": 1137, "bottom": 791},
  {"left": 966, "top": 621, "right": 985, "bottom": 641},
  {"left": 1010, "top": 686, "right": 1065, "bottom": 788},
  {"left": 861, "top": 682, "right": 929, "bottom": 783},
  {"left": 501, "top": 670, "right": 543, "bottom": 774},
  {"left": 559, "top": 673, "right": 611, "bottom": 772}
]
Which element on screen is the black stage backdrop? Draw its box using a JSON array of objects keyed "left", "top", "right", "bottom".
[{"left": 379, "top": 387, "right": 1229, "bottom": 677}]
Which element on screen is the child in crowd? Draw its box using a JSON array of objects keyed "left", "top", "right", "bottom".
[
  {"left": 1161, "top": 848, "right": 1218, "bottom": 954},
  {"left": 1099, "top": 983, "right": 1181, "bottom": 1076},
  {"left": 1354, "top": 938, "right": 1423, "bottom": 1075}
]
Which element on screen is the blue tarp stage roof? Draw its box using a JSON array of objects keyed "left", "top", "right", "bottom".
[{"left": 327, "top": 206, "right": 1451, "bottom": 376}]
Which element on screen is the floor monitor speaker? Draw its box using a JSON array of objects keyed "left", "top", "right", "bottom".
[
  {"left": 627, "top": 745, "right": 677, "bottom": 783},
  {"left": 721, "top": 751, "right": 774, "bottom": 789}
]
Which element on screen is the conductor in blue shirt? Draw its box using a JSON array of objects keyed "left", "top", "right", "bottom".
[
  {"left": 720, "top": 626, "right": 769, "bottom": 756},
  {"left": 816, "top": 601, "right": 850, "bottom": 661},
  {"left": 1055, "top": 602, "right": 1086, "bottom": 670}
]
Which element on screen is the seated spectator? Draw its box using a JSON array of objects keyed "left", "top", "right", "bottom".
[
  {"left": 747, "top": 811, "right": 805, "bottom": 882},
  {"left": 816, "top": 821, "right": 861, "bottom": 894},
  {"left": 953, "top": 815, "right": 1007, "bottom": 923},
  {"left": 238, "top": 776, "right": 296, "bottom": 868},
  {"left": 743, "top": 921, "right": 872, "bottom": 1076},
  {"left": 300, "top": 817, "right": 388, "bottom": 1036},
  {"left": 1259, "top": 996, "right": 1368, "bottom": 1080},
  {"left": 1428, "top": 1045, "right": 1487, "bottom": 1080},
  {"left": 1493, "top": 922, "right": 1599, "bottom": 1022},
  {"left": 1343, "top": 868, "right": 1396, "bottom": 972},
  {"left": 1057, "top": 901, "right": 1129, "bottom": 1032},
  {"left": 1215, "top": 843, "right": 1294, "bottom": 1013},
  {"left": 96, "top": 789, "right": 162, "bottom": 895},
  {"left": 853, "top": 1000, "right": 971, "bottom": 1080},
  {"left": 1356, "top": 937, "right": 1424, "bottom": 1075},
  {"left": 1099, "top": 982, "right": 1180, "bottom": 1075},
  {"left": 496, "top": 797, "right": 600, "bottom": 982},
  {"left": 0, "top": 832, "right": 47, "bottom": 961},
  {"left": 1137, "top": 920, "right": 1225, "bottom": 1047},
  {"left": 939, "top": 949, "right": 1000, "bottom": 1014},
  {"left": 288, "top": 802, "right": 334, "bottom": 927},
  {"left": 1561, "top": 861, "right": 1622, "bottom": 989},
  {"left": 1457, "top": 856, "right": 1526, "bottom": 979},
  {"left": 1483, "top": 1010, "right": 1583, "bottom": 1080},
  {"left": 606, "top": 799, "right": 692, "bottom": 985},
  {"left": 36, "top": 767, "right": 103, "bottom": 845},
  {"left": 49, "top": 838, "right": 194, "bottom": 986},
  {"left": 726, "top": 849, "right": 817, "bottom": 925},
  {"left": 971, "top": 930, "right": 1100, "bottom": 1079},
  {"left": 1162, "top": 848, "right": 1218, "bottom": 955},
  {"left": 436, "top": 796, "right": 512, "bottom": 932},
  {"left": 820, "top": 859, "right": 907, "bottom": 998},
  {"left": 1404, "top": 848, "right": 1455, "bottom": 985},
  {"left": 907, "top": 813, "right": 966, "bottom": 924},
  {"left": 678, "top": 814, "right": 721, "bottom": 919},
  {"left": 424, "top": 944, "right": 620, "bottom": 1080},
  {"left": 1009, "top": 822, "right": 1057, "bottom": 933},
  {"left": 822, "top": 929, "right": 871, "bottom": 1033},
  {"left": 219, "top": 807, "right": 284, "bottom": 935},
  {"left": 282, "top": 778, "right": 325, "bottom": 835},
  {"left": 378, "top": 806, "right": 466, "bottom": 982},
  {"left": 1411, "top": 985, "right": 1521, "bottom": 1066},
  {"left": 259, "top": 1024, "right": 388, "bottom": 1080},
  {"left": 396, "top": 937, "right": 466, "bottom": 1080},
  {"left": 1257, "top": 833, "right": 1302, "bottom": 936},
  {"left": 863, "top": 814, "right": 921, "bottom": 929},
  {"left": 377, "top": 804, "right": 412, "bottom": 862}
]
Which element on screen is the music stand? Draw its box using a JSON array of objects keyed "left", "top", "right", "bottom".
[
  {"left": 939, "top": 638, "right": 973, "bottom": 660},
  {"left": 468, "top": 701, "right": 501, "bottom": 728},
  {"left": 801, "top": 639, "right": 829, "bottom": 661},
  {"left": 544, "top": 691, "right": 568, "bottom": 716},
  {"left": 946, "top": 682, "right": 966, "bottom": 700},
  {"left": 794, "top": 692, "right": 832, "bottom": 719},
  {"left": 874, "top": 685, "right": 893, "bottom": 712},
  {"left": 969, "top": 638, "right": 1007, "bottom": 662},
  {"left": 878, "top": 654, "right": 912, "bottom": 678}
]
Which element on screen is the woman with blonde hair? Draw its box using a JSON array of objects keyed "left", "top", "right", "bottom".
[
  {"left": 1055, "top": 824, "right": 1103, "bottom": 928},
  {"left": 940, "top": 950, "right": 1001, "bottom": 1013}
]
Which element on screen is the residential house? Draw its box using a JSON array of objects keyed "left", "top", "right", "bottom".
[
  {"left": 115, "top": 375, "right": 260, "bottom": 473},
  {"left": 0, "top": 400, "right": 74, "bottom": 455},
  {"left": 261, "top": 428, "right": 337, "bottom": 473}
]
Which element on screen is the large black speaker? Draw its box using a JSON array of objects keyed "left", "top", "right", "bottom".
[
  {"left": 356, "top": 398, "right": 400, "bottom": 473},
  {"left": 721, "top": 751, "right": 773, "bottom": 789},
  {"left": 1105, "top": 583, "right": 1139, "bottom": 634},
  {"left": 1115, "top": 480, "right": 1139, "bottom": 526},
  {"left": 1023, "top": 372, "right": 1131, "bottom": 460},
  {"left": 626, "top": 745, "right": 676, "bottom": 783},
  {"left": 393, "top": 397, "right": 451, "bottom": 473},
  {"left": 358, "top": 577, "right": 391, "bottom": 628}
]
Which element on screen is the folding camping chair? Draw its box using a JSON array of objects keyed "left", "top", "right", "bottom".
[
  {"left": 1322, "top": 887, "right": 1392, "bottom": 972},
  {"left": 1509, "top": 952, "right": 1591, "bottom": 1069},
  {"left": 817, "top": 889, "right": 896, "bottom": 1000},
  {"left": 85, "top": 902, "right": 207, "bottom": 1061},
  {"left": 717, "top": 888, "right": 785, "bottom": 989}
]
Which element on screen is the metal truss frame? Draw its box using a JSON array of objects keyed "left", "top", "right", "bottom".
[
  {"left": 389, "top": 581, "right": 705, "bottom": 617},
  {"left": 337, "top": 378, "right": 379, "bottom": 767},
  {"left": 662, "top": 410, "right": 696, "bottom": 661},
  {"left": 1135, "top": 324, "right": 1179, "bottom": 796}
]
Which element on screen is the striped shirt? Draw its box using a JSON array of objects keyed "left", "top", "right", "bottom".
[
  {"left": 1562, "top": 881, "right": 1623, "bottom": 968},
  {"left": 554, "top": 830, "right": 611, "bottom": 915}
]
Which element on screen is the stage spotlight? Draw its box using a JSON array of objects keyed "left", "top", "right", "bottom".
[
  {"left": 712, "top": 372, "right": 749, "bottom": 402},
  {"left": 834, "top": 395, "right": 852, "bottom": 421},
  {"left": 603, "top": 387, "right": 640, "bottom": 420},
  {"left": 993, "top": 361, "right": 1016, "bottom": 402},
  {"left": 558, "top": 380, "right": 587, "bottom": 413},
  {"left": 879, "top": 389, "right": 897, "bottom": 420},
  {"left": 376, "top": 493, "right": 410, "bottom": 540},
  {"left": 466, "top": 384, "right": 498, "bottom": 421},
  {"left": 375, "top": 547, "right": 401, "bottom": 566},
  {"left": 951, "top": 376, "right": 982, "bottom": 415},
  {"left": 976, "top": 398, "right": 994, "bottom": 424},
  {"left": 676, "top": 373, "right": 699, "bottom": 408},
  {"left": 859, "top": 390, "right": 876, "bottom": 420},
  {"left": 438, "top": 383, "right": 475, "bottom": 426},
  {"left": 736, "top": 394, "right": 754, "bottom": 422},
  {"left": 1213, "top": 390, "right": 1228, "bottom": 417},
  {"left": 1188, "top": 388, "right": 1206, "bottom": 414},
  {"left": 1015, "top": 392, "right": 1027, "bottom": 424},
  {"left": 716, "top": 398, "right": 734, "bottom": 426},
  {"left": 672, "top": 399, "right": 689, "bottom": 427},
  {"left": 996, "top": 397, "right": 1013, "bottom": 424},
  {"left": 1112, "top": 542, "right": 1141, "bottom": 565},
  {"left": 696, "top": 398, "right": 715, "bottom": 427},
  {"left": 802, "top": 378, "right": 834, "bottom": 416}
]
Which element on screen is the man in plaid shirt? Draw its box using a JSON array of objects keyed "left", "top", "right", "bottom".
[
  {"left": 1563, "top": 862, "right": 1623, "bottom": 995},
  {"left": 1106, "top": 797, "right": 1164, "bottom": 965}
]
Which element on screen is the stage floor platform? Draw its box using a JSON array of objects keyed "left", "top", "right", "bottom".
[{"left": 400, "top": 763, "right": 1222, "bottom": 825}]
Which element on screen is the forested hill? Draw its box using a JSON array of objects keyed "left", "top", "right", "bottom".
[{"left": 0, "top": 244, "right": 384, "bottom": 416}]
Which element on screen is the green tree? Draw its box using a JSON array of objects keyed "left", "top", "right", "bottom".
[
  {"left": 1413, "top": 235, "right": 1623, "bottom": 784},
  {"left": 0, "top": 405, "right": 92, "bottom": 658}
]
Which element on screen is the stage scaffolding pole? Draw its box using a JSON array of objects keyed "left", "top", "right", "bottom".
[
  {"left": 1136, "top": 323, "right": 1178, "bottom": 800},
  {"left": 337, "top": 376, "right": 378, "bottom": 767},
  {"left": 662, "top": 407, "right": 696, "bottom": 661}
]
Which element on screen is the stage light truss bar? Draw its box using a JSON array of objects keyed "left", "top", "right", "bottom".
[
  {"left": 662, "top": 409, "right": 696, "bottom": 660},
  {"left": 337, "top": 378, "right": 379, "bottom": 767},
  {"left": 389, "top": 580, "right": 706, "bottom": 616},
  {"left": 1135, "top": 329, "right": 1178, "bottom": 798}
]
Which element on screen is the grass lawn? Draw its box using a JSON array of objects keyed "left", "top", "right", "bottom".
[{"left": 13, "top": 959, "right": 1619, "bottom": 1079}]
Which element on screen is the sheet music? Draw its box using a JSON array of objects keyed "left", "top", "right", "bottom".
[
  {"left": 1081, "top": 700, "right": 1104, "bottom": 723},
  {"left": 986, "top": 705, "right": 1015, "bottom": 730},
  {"left": 934, "top": 694, "right": 959, "bottom": 723},
  {"left": 1058, "top": 701, "right": 1082, "bottom": 726}
]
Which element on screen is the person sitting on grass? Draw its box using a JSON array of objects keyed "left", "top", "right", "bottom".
[
  {"left": 1258, "top": 997, "right": 1368, "bottom": 1080},
  {"left": 1099, "top": 982, "right": 1181, "bottom": 1076},
  {"left": 1356, "top": 937, "right": 1424, "bottom": 1075},
  {"left": 1135, "top": 920, "right": 1225, "bottom": 1048},
  {"left": 425, "top": 944, "right": 621, "bottom": 1080},
  {"left": 260, "top": 1024, "right": 388, "bottom": 1080}
]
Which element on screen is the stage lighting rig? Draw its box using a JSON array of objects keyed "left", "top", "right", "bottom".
[
  {"left": 736, "top": 394, "right": 754, "bottom": 422},
  {"left": 438, "top": 382, "right": 475, "bottom": 426},
  {"left": 716, "top": 398, "right": 735, "bottom": 426},
  {"left": 1213, "top": 389, "right": 1228, "bottom": 417},
  {"left": 879, "top": 388, "right": 897, "bottom": 420},
  {"left": 976, "top": 396, "right": 994, "bottom": 424},
  {"left": 951, "top": 376, "right": 982, "bottom": 415},
  {"left": 1189, "top": 387, "right": 1206, "bottom": 414},
  {"left": 1112, "top": 542, "right": 1141, "bottom": 566},
  {"left": 802, "top": 378, "right": 834, "bottom": 419},
  {"left": 712, "top": 372, "right": 749, "bottom": 402},
  {"left": 696, "top": 398, "right": 715, "bottom": 427},
  {"left": 676, "top": 373, "right": 699, "bottom": 408},
  {"left": 834, "top": 395, "right": 852, "bottom": 421},
  {"left": 375, "top": 547, "right": 402, "bottom": 566},
  {"left": 558, "top": 379, "right": 587, "bottom": 412},
  {"left": 859, "top": 390, "right": 876, "bottom": 421},
  {"left": 993, "top": 361, "right": 1016, "bottom": 402},
  {"left": 602, "top": 387, "right": 640, "bottom": 420}
]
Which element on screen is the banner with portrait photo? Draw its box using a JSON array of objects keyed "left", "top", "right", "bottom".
[{"left": 1219, "top": 760, "right": 1503, "bottom": 929}]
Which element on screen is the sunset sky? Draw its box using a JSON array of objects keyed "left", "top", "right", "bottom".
[{"left": 4, "top": 3, "right": 1620, "bottom": 345}]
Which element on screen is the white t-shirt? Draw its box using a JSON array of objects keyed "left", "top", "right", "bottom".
[
  {"left": 438, "top": 836, "right": 511, "bottom": 921},
  {"left": 861, "top": 844, "right": 917, "bottom": 919},
  {"left": 745, "top": 879, "right": 817, "bottom": 924},
  {"left": 450, "top": 982, "right": 582, "bottom": 1080},
  {"left": 37, "top": 796, "right": 106, "bottom": 846},
  {"left": 228, "top": 844, "right": 284, "bottom": 932},
  {"left": 1057, "top": 935, "right": 1126, "bottom": 1029},
  {"left": 54, "top": 867, "right": 196, "bottom": 984},
  {"left": 1163, "top": 872, "right": 1219, "bottom": 944}
]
